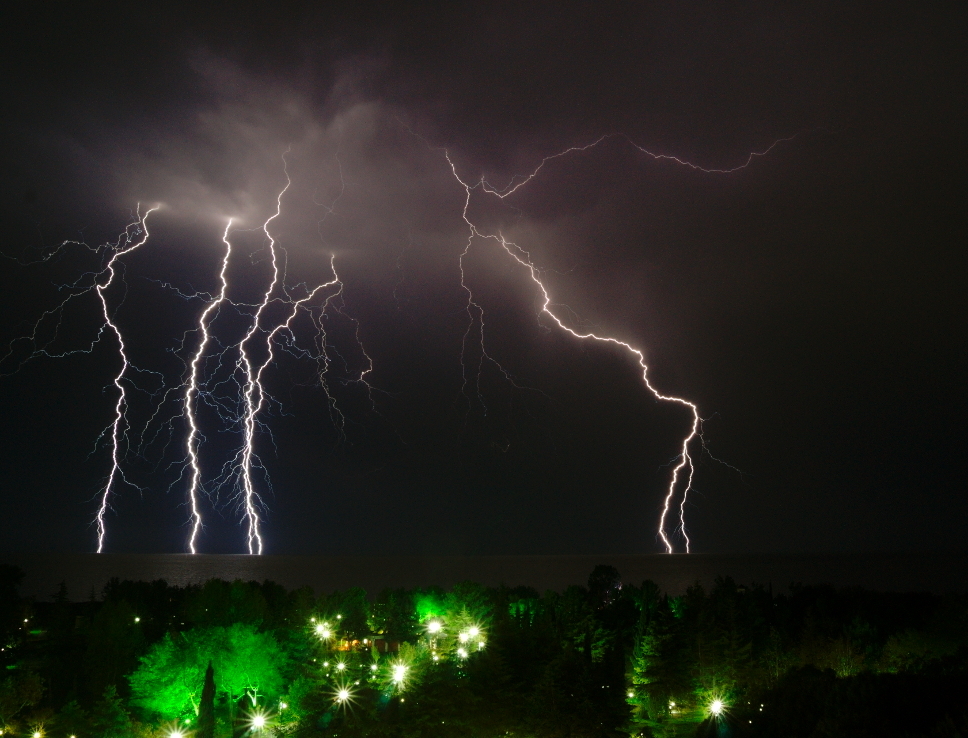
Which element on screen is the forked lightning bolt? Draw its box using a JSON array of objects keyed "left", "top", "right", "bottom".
[
  {"left": 181, "top": 220, "right": 234, "bottom": 553},
  {"left": 1, "top": 206, "right": 160, "bottom": 551},
  {"left": 194, "top": 153, "right": 370, "bottom": 554},
  {"left": 2, "top": 129, "right": 789, "bottom": 554},
  {"left": 88, "top": 207, "right": 161, "bottom": 552},
  {"left": 439, "top": 134, "right": 791, "bottom": 552}
]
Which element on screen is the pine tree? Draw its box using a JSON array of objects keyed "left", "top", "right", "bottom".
[
  {"left": 197, "top": 661, "right": 215, "bottom": 738},
  {"left": 89, "top": 685, "right": 131, "bottom": 738}
]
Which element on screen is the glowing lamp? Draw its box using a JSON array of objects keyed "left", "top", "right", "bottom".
[
  {"left": 392, "top": 664, "right": 408, "bottom": 683},
  {"left": 336, "top": 662, "right": 346, "bottom": 671},
  {"left": 468, "top": 626, "right": 480, "bottom": 637},
  {"left": 336, "top": 689, "right": 350, "bottom": 703},
  {"left": 457, "top": 647, "right": 468, "bottom": 658},
  {"left": 251, "top": 715, "right": 266, "bottom": 729},
  {"left": 427, "top": 620, "right": 442, "bottom": 634},
  {"left": 169, "top": 732, "right": 184, "bottom": 738},
  {"left": 710, "top": 699, "right": 724, "bottom": 716}
]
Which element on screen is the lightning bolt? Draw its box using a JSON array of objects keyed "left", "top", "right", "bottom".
[
  {"left": 1, "top": 207, "right": 163, "bottom": 551},
  {"left": 178, "top": 220, "right": 234, "bottom": 553},
  {"left": 92, "top": 206, "right": 160, "bottom": 552},
  {"left": 437, "top": 133, "right": 790, "bottom": 552},
  {"left": 234, "top": 166, "right": 289, "bottom": 555},
  {"left": 2, "top": 127, "right": 788, "bottom": 554},
  {"left": 207, "top": 151, "right": 374, "bottom": 554}
]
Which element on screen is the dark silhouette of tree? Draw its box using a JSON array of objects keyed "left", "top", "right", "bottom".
[
  {"left": 588, "top": 564, "right": 622, "bottom": 609},
  {"left": 88, "top": 685, "right": 131, "bottom": 738},
  {"left": 197, "top": 661, "right": 215, "bottom": 738}
]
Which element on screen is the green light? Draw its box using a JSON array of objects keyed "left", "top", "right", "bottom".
[
  {"left": 169, "top": 732, "right": 184, "bottom": 738},
  {"left": 392, "top": 663, "right": 408, "bottom": 684}
]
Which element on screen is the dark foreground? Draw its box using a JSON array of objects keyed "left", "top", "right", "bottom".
[{"left": 0, "top": 562, "right": 966, "bottom": 737}]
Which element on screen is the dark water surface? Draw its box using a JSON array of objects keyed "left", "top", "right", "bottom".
[{"left": 3, "top": 551, "right": 967, "bottom": 601}]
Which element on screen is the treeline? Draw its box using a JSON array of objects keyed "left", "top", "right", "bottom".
[{"left": 1, "top": 562, "right": 966, "bottom": 737}]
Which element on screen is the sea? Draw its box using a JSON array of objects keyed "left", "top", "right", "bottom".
[{"left": 3, "top": 551, "right": 968, "bottom": 601}]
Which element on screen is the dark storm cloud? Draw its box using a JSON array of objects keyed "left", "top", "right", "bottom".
[{"left": 0, "top": 1, "right": 964, "bottom": 554}]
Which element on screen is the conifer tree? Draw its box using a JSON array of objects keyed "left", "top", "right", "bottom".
[{"left": 197, "top": 661, "right": 215, "bottom": 738}]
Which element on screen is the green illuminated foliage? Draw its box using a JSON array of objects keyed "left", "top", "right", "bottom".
[
  {"left": 129, "top": 624, "right": 287, "bottom": 720},
  {"left": 414, "top": 590, "right": 446, "bottom": 624}
]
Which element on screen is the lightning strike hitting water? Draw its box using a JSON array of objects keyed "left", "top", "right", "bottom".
[
  {"left": 204, "top": 152, "right": 371, "bottom": 554},
  {"left": 438, "top": 134, "right": 791, "bottom": 552},
  {"left": 181, "top": 220, "right": 234, "bottom": 553},
  {"left": 2, "top": 127, "right": 790, "bottom": 554},
  {"left": 0, "top": 206, "right": 161, "bottom": 552},
  {"left": 234, "top": 166, "right": 289, "bottom": 555},
  {"left": 93, "top": 206, "right": 160, "bottom": 552}
]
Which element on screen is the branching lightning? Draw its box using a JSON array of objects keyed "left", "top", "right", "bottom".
[
  {"left": 181, "top": 220, "right": 234, "bottom": 554},
  {"left": 437, "top": 133, "right": 791, "bottom": 552},
  {"left": 93, "top": 206, "right": 161, "bottom": 552},
  {"left": 177, "top": 152, "right": 372, "bottom": 554},
  {"left": 2, "top": 127, "right": 791, "bottom": 554},
  {"left": 0, "top": 207, "right": 161, "bottom": 552}
]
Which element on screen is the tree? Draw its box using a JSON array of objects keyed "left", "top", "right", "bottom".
[
  {"left": 53, "top": 700, "right": 89, "bottom": 738},
  {"left": 197, "top": 662, "right": 215, "bottom": 738},
  {"left": 129, "top": 624, "right": 288, "bottom": 720},
  {"left": 89, "top": 685, "right": 132, "bottom": 738},
  {"left": 84, "top": 599, "right": 144, "bottom": 700},
  {"left": 0, "top": 671, "right": 43, "bottom": 728}
]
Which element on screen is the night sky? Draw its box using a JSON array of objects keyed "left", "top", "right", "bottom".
[{"left": 0, "top": 1, "right": 963, "bottom": 556}]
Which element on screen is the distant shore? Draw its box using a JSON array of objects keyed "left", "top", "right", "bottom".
[{"left": 4, "top": 550, "right": 967, "bottom": 600}]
